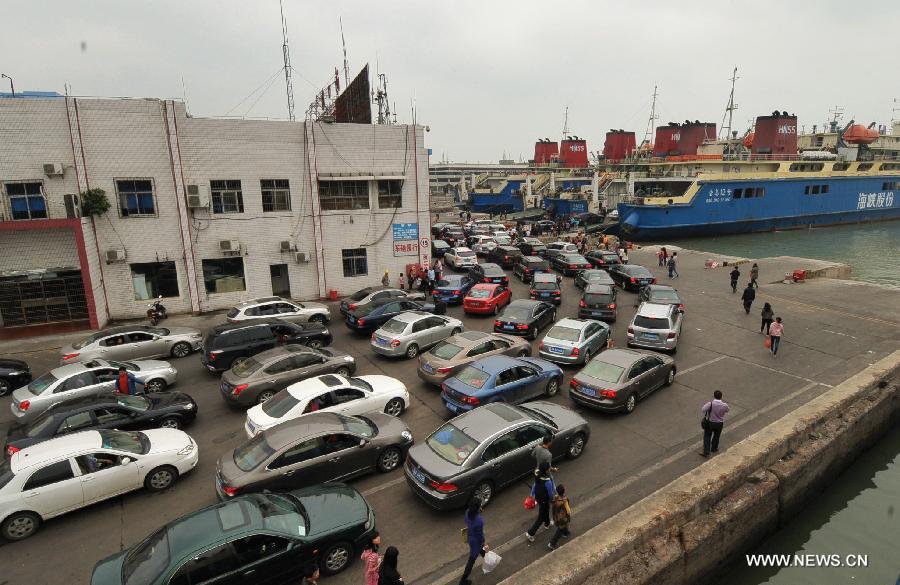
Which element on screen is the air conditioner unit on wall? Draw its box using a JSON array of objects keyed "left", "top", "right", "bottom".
[
  {"left": 187, "top": 184, "right": 200, "bottom": 196},
  {"left": 187, "top": 193, "right": 208, "bottom": 208},
  {"left": 294, "top": 251, "right": 308, "bottom": 264},
  {"left": 105, "top": 249, "right": 125, "bottom": 263},
  {"left": 220, "top": 240, "right": 241, "bottom": 252},
  {"left": 43, "top": 163, "right": 64, "bottom": 177},
  {"left": 280, "top": 241, "right": 293, "bottom": 252}
]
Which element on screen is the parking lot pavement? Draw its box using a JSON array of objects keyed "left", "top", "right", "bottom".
[{"left": 1, "top": 246, "right": 898, "bottom": 585}]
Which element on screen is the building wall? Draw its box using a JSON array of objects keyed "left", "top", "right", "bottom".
[{"left": 0, "top": 228, "right": 79, "bottom": 269}]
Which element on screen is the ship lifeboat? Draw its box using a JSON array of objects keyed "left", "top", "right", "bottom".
[
  {"left": 742, "top": 132, "right": 754, "bottom": 148},
  {"left": 843, "top": 124, "right": 879, "bottom": 145}
]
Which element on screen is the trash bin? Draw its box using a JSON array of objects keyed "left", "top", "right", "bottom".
[{"left": 328, "top": 289, "right": 339, "bottom": 300}]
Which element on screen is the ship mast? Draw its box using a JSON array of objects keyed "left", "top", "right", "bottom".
[
  {"left": 719, "top": 67, "right": 739, "bottom": 142},
  {"left": 642, "top": 85, "right": 658, "bottom": 148},
  {"left": 561, "top": 106, "right": 569, "bottom": 141}
]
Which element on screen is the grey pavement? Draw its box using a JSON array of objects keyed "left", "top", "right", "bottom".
[{"left": 1, "top": 245, "right": 898, "bottom": 585}]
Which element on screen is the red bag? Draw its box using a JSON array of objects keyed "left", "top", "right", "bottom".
[
  {"left": 524, "top": 495, "right": 536, "bottom": 510},
  {"left": 764, "top": 338, "right": 772, "bottom": 349}
]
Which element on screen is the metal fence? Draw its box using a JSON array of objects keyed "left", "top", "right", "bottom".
[{"left": 0, "top": 270, "right": 88, "bottom": 327}]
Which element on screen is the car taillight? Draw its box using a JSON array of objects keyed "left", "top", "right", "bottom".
[
  {"left": 608, "top": 303, "right": 616, "bottom": 309},
  {"left": 62, "top": 353, "right": 80, "bottom": 361},
  {"left": 232, "top": 384, "right": 249, "bottom": 396},
  {"left": 553, "top": 291, "right": 560, "bottom": 295},
  {"left": 436, "top": 366, "right": 453, "bottom": 374},
  {"left": 6, "top": 445, "right": 19, "bottom": 457},
  {"left": 579, "top": 300, "right": 586, "bottom": 308},
  {"left": 18, "top": 400, "right": 30, "bottom": 412},
  {"left": 600, "top": 389, "right": 617, "bottom": 399},
  {"left": 504, "top": 256, "right": 509, "bottom": 261},
  {"left": 529, "top": 290, "right": 536, "bottom": 296},
  {"left": 358, "top": 318, "right": 366, "bottom": 326},
  {"left": 627, "top": 327, "right": 634, "bottom": 334},
  {"left": 494, "top": 320, "right": 502, "bottom": 327},
  {"left": 667, "top": 332, "right": 677, "bottom": 339},
  {"left": 516, "top": 324, "right": 528, "bottom": 331},
  {"left": 391, "top": 339, "right": 401, "bottom": 347},
  {"left": 630, "top": 277, "right": 636, "bottom": 283},
  {"left": 571, "top": 347, "right": 580, "bottom": 356},
  {"left": 349, "top": 303, "right": 358, "bottom": 310},
  {"left": 371, "top": 332, "right": 377, "bottom": 341},
  {"left": 209, "top": 350, "right": 222, "bottom": 361},
  {"left": 461, "top": 395, "right": 481, "bottom": 406},
  {"left": 569, "top": 264, "right": 577, "bottom": 269},
  {"left": 678, "top": 304, "right": 685, "bottom": 311},
  {"left": 440, "top": 383, "right": 448, "bottom": 394},
  {"left": 453, "top": 290, "right": 461, "bottom": 295},
  {"left": 222, "top": 485, "right": 240, "bottom": 497},
  {"left": 430, "top": 480, "right": 458, "bottom": 493},
  {"left": 569, "top": 379, "right": 578, "bottom": 389},
  {"left": 524, "top": 268, "right": 531, "bottom": 273}
]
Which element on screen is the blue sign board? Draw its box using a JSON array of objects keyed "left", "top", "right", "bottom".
[{"left": 392, "top": 223, "right": 419, "bottom": 241}]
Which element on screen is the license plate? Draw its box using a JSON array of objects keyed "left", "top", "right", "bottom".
[
  {"left": 504, "top": 325, "right": 514, "bottom": 330},
  {"left": 423, "top": 363, "right": 434, "bottom": 373},
  {"left": 540, "top": 293, "right": 549, "bottom": 298},
  {"left": 641, "top": 333, "right": 659, "bottom": 340},
  {"left": 580, "top": 386, "right": 597, "bottom": 397},
  {"left": 549, "top": 346, "right": 564, "bottom": 354},
  {"left": 413, "top": 467, "right": 426, "bottom": 484},
  {"left": 376, "top": 337, "right": 389, "bottom": 346}
]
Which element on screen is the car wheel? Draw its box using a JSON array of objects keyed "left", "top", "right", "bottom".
[
  {"left": 0, "top": 379, "right": 10, "bottom": 397},
  {"left": 517, "top": 349, "right": 530, "bottom": 357},
  {"left": 472, "top": 480, "right": 494, "bottom": 507},
  {"left": 384, "top": 397, "right": 405, "bottom": 417},
  {"left": 671, "top": 346, "right": 678, "bottom": 355},
  {"left": 144, "top": 465, "right": 178, "bottom": 492},
  {"left": 545, "top": 378, "right": 560, "bottom": 397},
  {"left": 567, "top": 433, "right": 586, "bottom": 459},
  {"left": 405, "top": 344, "right": 419, "bottom": 359},
  {"left": 335, "top": 366, "right": 351, "bottom": 377},
  {"left": 159, "top": 416, "right": 181, "bottom": 430},
  {"left": 377, "top": 446, "right": 403, "bottom": 472},
  {"left": 624, "top": 393, "right": 637, "bottom": 414},
  {"left": 321, "top": 541, "right": 353, "bottom": 575},
  {"left": 145, "top": 378, "right": 166, "bottom": 393},
  {"left": 582, "top": 349, "right": 591, "bottom": 364},
  {"left": 309, "top": 314, "right": 327, "bottom": 325},
  {"left": 451, "top": 327, "right": 462, "bottom": 336},
  {"left": 170, "top": 342, "right": 191, "bottom": 358},
  {"left": 527, "top": 327, "right": 537, "bottom": 341},
  {"left": 306, "top": 339, "right": 323, "bottom": 349},
  {"left": 257, "top": 390, "right": 276, "bottom": 404},
  {"left": 1, "top": 511, "right": 41, "bottom": 541},
  {"left": 665, "top": 366, "right": 676, "bottom": 386}
]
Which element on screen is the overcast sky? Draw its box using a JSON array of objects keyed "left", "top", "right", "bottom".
[{"left": 3, "top": 1, "right": 898, "bottom": 162}]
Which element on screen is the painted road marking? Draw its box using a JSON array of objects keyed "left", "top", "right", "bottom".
[
  {"left": 677, "top": 355, "right": 727, "bottom": 376},
  {"left": 763, "top": 293, "right": 900, "bottom": 327},
  {"left": 362, "top": 475, "right": 407, "bottom": 497}
]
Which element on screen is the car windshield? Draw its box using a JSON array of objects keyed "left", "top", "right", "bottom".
[
  {"left": 234, "top": 433, "right": 276, "bottom": 471},
  {"left": 100, "top": 430, "right": 149, "bottom": 454},
  {"left": 117, "top": 395, "right": 150, "bottom": 411},
  {"left": 349, "top": 377, "right": 373, "bottom": 392},
  {"left": 483, "top": 267, "right": 504, "bottom": 276},
  {"left": 580, "top": 360, "right": 625, "bottom": 383},
  {"left": 426, "top": 423, "right": 479, "bottom": 465},
  {"left": 430, "top": 341, "right": 463, "bottom": 359},
  {"left": 584, "top": 293, "right": 613, "bottom": 304},
  {"left": 454, "top": 366, "right": 490, "bottom": 389},
  {"left": 634, "top": 316, "right": 670, "bottom": 329},
  {"left": 495, "top": 236, "right": 511, "bottom": 245},
  {"left": 457, "top": 250, "right": 475, "bottom": 257},
  {"left": 226, "top": 308, "right": 239, "bottom": 318},
  {"left": 502, "top": 306, "right": 531, "bottom": 320},
  {"left": 342, "top": 415, "right": 376, "bottom": 438},
  {"left": 628, "top": 267, "right": 652, "bottom": 277},
  {"left": 261, "top": 390, "right": 300, "bottom": 418},
  {"left": 437, "top": 277, "right": 462, "bottom": 287},
  {"left": 72, "top": 331, "right": 106, "bottom": 349},
  {"left": 518, "top": 405, "right": 559, "bottom": 430},
  {"left": 380, "top": 318, "right": 407, "bottom": 334},
  {"left": 354, "top": 303, "right": 380, "bottom": 317},
  {"left": 24, "top": 413, "right": 59, "bottom": 438},
  {"left": 528, "top": 262, "right": 548, "bottom": 270},
  {"left": 232, "top": 357, "right": 263, "bottom": 377},
  {"left": 123, "top": 528, "right": 170, "bottom": 585},
  {"left": 651, "top": 290, "right": 680, "bottom": 300},
  {"left": 468, "top": 288, "right": 491, "bottom": 299},
  {"left": 259, "top": 493, "right": 308, "bottom": 537},
  {"left": 565, "top": 255, "right": 589, "bottom": 264},
  {"left": 533, "top": 282, "right": 557, "bottom": 291},
  {"left": 26, "top": 371, "right": 58, "bottom": 396},
  {"left": 547, "top": 326, "right": 580, "bottom": 342}
]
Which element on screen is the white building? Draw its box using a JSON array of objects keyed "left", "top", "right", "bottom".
[{"left": 0, "top": 94, "right": 432, "bottom": 333}]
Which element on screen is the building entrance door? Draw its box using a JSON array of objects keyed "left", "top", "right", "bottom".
[{"left": 270, "top": 264, "right": 291, "bottom": 297}]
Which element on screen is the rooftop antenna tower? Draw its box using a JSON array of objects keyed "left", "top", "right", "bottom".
[
  {"left": 279, "top": 0, "right": 295, "bottom": 121},
  {"left": 827, "top": 106, "right": 844, "bottom": 133},
  {"left": 719, "top": 67, "right": 739, "bottom": 140},
  {"left": 642, "top": 85, "right": 659, "bottom": 146},
  {"left": 374, "top": 73, "right": 392, "bottom": 125},
  {"left": 339, "top": 17, "right": 350, "bottom": 87},
  {"left": 561, "top": 106, "right": 569, "bottom": 142}
]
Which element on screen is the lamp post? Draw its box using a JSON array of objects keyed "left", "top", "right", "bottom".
[{"left": 0, "top": 74, "right": 14, "bottom": 96}]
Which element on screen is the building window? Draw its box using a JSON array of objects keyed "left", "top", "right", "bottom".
[
  {"left": 341, "top": 248, "right": 368, "bottom": 277},
  {"left": 201, "top": 258, "right": 246, "bottom": 294},
  {"left": 261, "top": 179, "right": 291, "bottom": 212},
  {"left": 377, "top": 180, "right": 403, "bottom": 208},
  {"left": 210, "top": 180, "right": 244, "bottom": 214},
  {"left": 116, "top": 179, "right": 156, "bottom": 217},
  {"left": 5, "top": 182, "right": 47, "bottom": 220},
  {"left": 130, "top": 262, "right": 179, "bottom": 300},
  {"left": 318, "top": 180, "right": 369, "bottom": 211}
]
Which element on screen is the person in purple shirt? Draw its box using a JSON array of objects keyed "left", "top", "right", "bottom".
[
  {"left": 459, "top": 498, "right": 488, "bottom": 585},
  {"left": 700, "top": 390, "right": 730, "bottom": 457}
]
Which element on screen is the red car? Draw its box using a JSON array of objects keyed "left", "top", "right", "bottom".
[{"left": 463, "top": 283, "right": 512, "bottom": 315}]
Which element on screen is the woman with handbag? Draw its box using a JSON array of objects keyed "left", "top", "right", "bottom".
[
  {"left": 458, "top": 498, "right": 488, "bottom": 585},
  {"left": 700, "top": 390, "right": 729, "bottom": 458},
  {"left": 525, "top": 463, "right": 556, "bottom": 542},
  {"left": 769, "top": 317, "right": 784, "bottom": 357}
]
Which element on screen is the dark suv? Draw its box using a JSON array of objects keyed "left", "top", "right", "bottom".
[
  {"left": 513, "top": 256, "right": 550, "bottom": 283},
  {"left": 487, "top": 245, "right": 523, "bottom": 268},
  {"left": 202, "top": 318, "right": 332, "bottom": 373}
]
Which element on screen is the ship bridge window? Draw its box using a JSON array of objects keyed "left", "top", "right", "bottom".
[
  {"left": 789, "top": 163, "right": 824, "bottom": 172},
  {"left": 856, "top": 163, "right": 874, "bottom": 172},
  {"left": 804, "top": 185, "right": 829, "bottom": 195},
  {"left": 882, "top": 181, "right": 898, "bottom": 190},
  {"left": 832, "top": 163, "right": 850, "bottom": 172},
  {"left": 733, "top": 188, "right": 742, "bottom": 199},
  {"left": 879, "top": 163, "right": 900, "bottom": 171}
]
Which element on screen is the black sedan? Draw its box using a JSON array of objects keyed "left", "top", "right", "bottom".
[
  {"left": 608, "top": 264, "right": 656, "bottom": 291},
  {"left": 574, "top": 269, "right": 616, "bottom": 290},
  {"left": 345, "top": 298, "right": 435, "bottom": 333},
  {"left": 442, "top": 227, "right": 467, "bottom": 246},
  {"left": 638, "top": 284, "right": 685, "bottom": 311},
  {"left": 469, "top": 262, "right": 509, "bottom": 286},
  {"left": 404, "top": 401, "right": 589, "bottom": 510},
  {"left": 517, "top": 237, "right": 547, "bottom": 256},
  {"left": 585, "top": 249, "right": 622, "bottom": 269},
  {"left": 487, "top": 245, "right": 523, "bottom": 268},
  {"left": 4, "top": 392, "right": 197, "bottom": 455},
  {"left": 432, "top": 239, "right": 451, "bottom": 259},
  {"left": 551, "top": 253, "right": 593, "bottom": 276},
  {"left": 494, "top": 299, "right": 556, "bottom": 340},
  {"left": 0, "top": 358, "right": 31, "bottom": 397}
]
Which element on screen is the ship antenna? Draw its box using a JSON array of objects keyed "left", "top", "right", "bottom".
[
  {"left": 719, "top": 67, "right": 739, "bottom": 142},
  {"left": 279, "top": 0, "right": 296, "bottom": 121},
  {"left": 642, "top": 84, "right": 659, "bottom": 148},
  {"left": 561, "top": 106, "right": 569, "bottom": 142}
]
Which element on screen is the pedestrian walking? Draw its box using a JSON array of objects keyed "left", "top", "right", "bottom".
[
  {"left": 621, "top": 248, "right": 629, "bottom": 264},
  {"left": 434, "top": 258, "right": 443, "bottom": 282},
  {"left": 378, "top": 546, "right": 404, "bottom": 585},
  {"left": 750, "top": 263, "right": 760, "bottom": 289},
  {"left": 532, "top": 435, "right": 557, "bottom": 475},
  {"left": 729, "top": 266, "right": 741, "bottom": 293},
  {"left": 399, "top": 272, "right": 406, "bottom": 291},
  {"left": 458, "top": 499, "right": 488, "bottom": 585},
  {"left": 741, "top": 282, "right": 756, "bottom": 314},
  {"left": 760, "top": 302, "right": 774, "bottom": 334},
  {"left": 700, "top": 390, "right": 730, "bottom": 457},
  {"left": 360, "top": 532, "right": 381, "bottom": 585},
  {"left": 427, "top": 266, "right": 436, "bottom": 294},
  {"left": 657, "top": 248, "right": 666, "bottom": 267},
  {"left": 548, "top": 484, "right": 572, "bottom": 549},
  {"left": 667, "top": 252, "right": 679, "bottom": 278},
  {"left": 768, "top": 317, "right": 784, "bottom": 357},
  {"left": 525, "top": 463, "right": 556, "bottom": 542},
  {"left": 661, "top": 246, "right": 668, "bottom": 263},
  {"left": 381, "top": 270, "right": 390, "bottom": 287}
]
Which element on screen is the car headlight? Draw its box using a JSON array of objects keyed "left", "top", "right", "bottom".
[
  {"left": 167, "top": 367, "right": 177, "bottom": 374},
  {"left": 184, "top": 403, "right": 195, "bottom": 410},
  {"left": 401, "top": 430, "right": 413, "bottom": 442},
  {"left": 177, "top": 442, "right": 195, "bottom": 456},
  {"left": 364, "top": 509, "right": 374, "bottom": 530},
  {"left": 344, "top": 356, "right": 354, "bottom": 362}
]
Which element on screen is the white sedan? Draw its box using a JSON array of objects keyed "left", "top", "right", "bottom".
[
  {"left": 470, "top": 236, "right": 498, "bottom": 256},
  {"left": 0, "top": 428, "right": 198, "bottom": 541},
  {"left": 244, "top": 373, "right": 410, "bottom": 438},
  {"left": 444, "top": 247, "right": 478, "bottom": 270}
]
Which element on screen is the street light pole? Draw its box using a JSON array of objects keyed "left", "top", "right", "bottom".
[{"left": 0, "top": 74, "right": 14, "bottom": 96}]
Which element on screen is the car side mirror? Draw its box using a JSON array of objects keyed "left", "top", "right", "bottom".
[
  {"left": 121, "top": 457, "right": 132, "bottom": 465},
  {"left": 358, "top": 439, "right": 367, "bottom": 448}
]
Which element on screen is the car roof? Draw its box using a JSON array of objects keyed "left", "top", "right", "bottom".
[
  {"left": 551, "top": 318, "right": 590, "bottom": 331},
  {"left": 636, "top": 302, "right": 674, "bottom": 317},
  {"left": 454, "top": 246, "right": 473, "bottom": 252},
  {"left": 251, "top": 344, "right": 321, "bottom": 364},
  {"left": 12, "top": 430, "right": 102, "bottom": 472},
  {"left": 495, "top": 245, "right": 519, "bottom": 251},
  {"left": 448, "top": 331, "right": 490, "bottom": 346},
  {"left": 164, "top": 494, "right": 284, "bottom": 554},
  {"left": 88, "top": 325, "right": 154, "bottom": 337},
  {"left": 49, "top": 360, "right": 109, "bottom": 377},
  {"left": 589, "top": 348, "right": 646, "bottom": 367},
  {"left": 522, "top": 256, "right": 546, "bottom": 262},
  {"left": 209, "top": 319, "right": 286, "bottom": 334},
  {"left": 508, "top": 299, "right": 541, "bottom": 308},
  {"left": 471, "top": 283, "right": 499, "bottom": 291},
  {"left": 263, "top": 411, "right": 350, "bottom": 447},
  {"left": 388, "top": 311, "right": 430, "bottom": 323},
  {"left": 620, "top": 264, "right": 650, "bottom": 273},
  {"left": 584, "top": 284, "right": 614, "bottom": 293},
  {"left": 469, "top": 354, "right": 521, "bottom": 374},
  {"left": 452, "top": 402, "right": 527, "bottom": 442},
  {"left": 236, "top": 297, "right": 285, "bottom": 308},
  {"left": 646, "top": 284, "right": 678, "bottom": 293}
]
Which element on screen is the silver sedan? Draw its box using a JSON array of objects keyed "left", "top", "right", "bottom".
[{"left": 59, "top": 325, "right": 202, "bottom": 364}]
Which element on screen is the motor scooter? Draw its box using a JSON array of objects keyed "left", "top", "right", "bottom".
[{"left": 147, "top": 296, "right": 168, "bottom": 326}]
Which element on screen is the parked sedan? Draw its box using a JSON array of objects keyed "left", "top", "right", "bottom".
[
  {"left": 539, "top": 318, "right": 610, "bottom": 365},
  {"left": 468, "top": 263, "right": 509, "bottom": 286},
  {"left": 463, "top": 283, "right": 511, "bottom": 315},
  {"left": 4, "top": 392, "right": 197, "bottom": 455},
  {"left": 220, "top": 345, "right": 356, "bottom": 407},
  {"left": 345, "top": 298, "right": 435, "bottom": 333},
  {"left": 627, "top": 302, "right": 684, "bottom": 353},
  {"left": 585, "top": 249, "right": 622, "bottom": 269},
  {"left": 578, "top": 284, "right": 618, "bottom": 322},
  {"left": 371, "top": 312, "right": 463, "bottom": 359},
  {"left": 0, "top": 428, "right": 197, "bottom": 541},
  {"left": 227, "top": 296, "right": 330, "bottom": 325},
  {"left": 569, "top": 348, "right": 676, "bottom": 413},
  {"left": 517, "top": 237, "right": 547, "bottom": 257},
  {"left": 551, "top": 253, "right": 593, "bottom": 276},
  {"left": 529, "top": 273, "right": 562, "bottom": 305},
  {"left": 340, "top": 287, "right": 424, "bottom": 316},
  {"left": 60, "top": 326, "right": 202, "bottom": 364},
  {"left": 10, "top": 359, "right": 178, "bottom": 423},
  {"left": 574, "top": 269, "right": 616, "bottom": 290},
  {"left": 608, "top": 264, "right": 656, "bottom": 291},
  {"left": 493, "top": 299, "right": 556, "bottom": 340},
  {"left": 432, "top": 274, "right": 478, "bottom": 305},
  {"left": 243, "top": 374, "right": 410, "bottom": 438},
  {"left": 432, "top": 239, "right": 451, "bottom": 259},
  {"left": 486, "top": 245, "right": 523, "bottom": 269},
  {"left": 91, "top": 485, "right": 375, "bottom": 580},
  {"left": 638, "top": 284, "right": 685, "bottom": 312},
  {"left": 440, "top": 355, "right": 563, "bottom": 414},
  {"left": 417, "top": 331, "right": 531, "bottom": 386},
  {"left": 443, "top": 247, "right": 479, "bottom": 270},
  {"left": 218, "top": 412, "right": 413, "bottom": 499},
  {"left": 470, "top": 235, "right": 498, "bottom": 256},
  {"left": 512, "top": 255, "right": 550, "bottom": 283},
  {"left": 405, "top": 401, "right": 589, "bottom": 509},
  {"left": 0, "top": 359, "right": 30, "bottom": 397}
]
